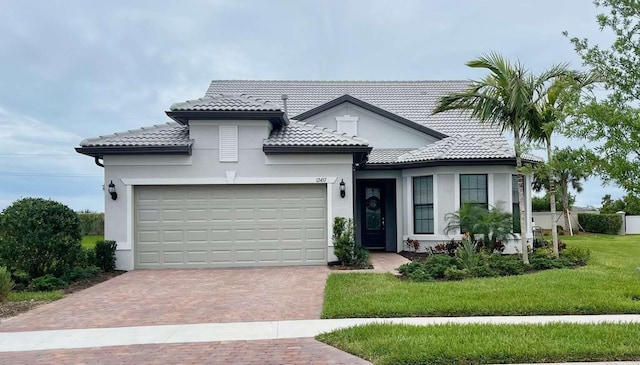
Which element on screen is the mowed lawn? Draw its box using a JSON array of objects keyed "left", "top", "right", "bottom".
[
  {"left": 322, "top": 234, "right": 640, "bottom": 318},
  {"left": 317, "top": 322, "right": 640, "bottom": 365},
  {"left": 81, "top": 235, "right": 103, "bottom": 249}
]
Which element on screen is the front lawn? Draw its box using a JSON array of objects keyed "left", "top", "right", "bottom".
[
  {"left": 317, "top": 322, "right": 640, "bottom": 365},
  {"left": 81, "top": 235, "right": 104, "bottom": 249},
  {"left": 322, "top": 234, "right": 640, "bottom": 318}
]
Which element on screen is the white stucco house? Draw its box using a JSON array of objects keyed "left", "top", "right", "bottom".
[{"left": 76, "top": 80, "right": 536, "bottom": 270}]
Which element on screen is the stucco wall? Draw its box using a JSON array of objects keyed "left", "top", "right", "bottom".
[
  {"left": 301, "top": 102, "right": 439, "bottom": 148},
  {"left": 398, "top": 165, "right": 532, "bottom": 254},
  {"left": 104, "top": 120, "right": 355, "bottom": 270}
]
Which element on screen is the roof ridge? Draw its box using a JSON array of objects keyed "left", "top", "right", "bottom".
[
  {"left": 210, "top": 79, "right": 471, "bottom": 84},
  {"left": 80, "top": 122, "right": 182, "bottom": 145}
]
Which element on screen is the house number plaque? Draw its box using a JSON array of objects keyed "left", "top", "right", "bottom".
[{"left": 316, "top": 178, "right": 327, "bottom": 183}]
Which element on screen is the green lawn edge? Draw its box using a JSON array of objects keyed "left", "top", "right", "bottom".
[
  {"left": 317, "top": 323, "right": 640, "bottom": 365},
  {"left": 9, "top": 290, "right": 64, "bottom": 301},
  {"left": 322, "top": 234, "right": 640, "bottom": 318}
]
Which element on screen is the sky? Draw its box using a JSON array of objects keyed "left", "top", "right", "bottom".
[{"left": 0, "top": 0, "right": 625, "bottom": 212}]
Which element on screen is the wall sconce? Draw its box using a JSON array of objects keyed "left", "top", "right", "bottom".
[
  {"left": 339, "top": 179, "right": 346, "bottom": 198},
  {"left": 108, "top": 180, "right": 118, "bottom": 200}
]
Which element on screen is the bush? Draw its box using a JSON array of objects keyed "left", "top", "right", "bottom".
[
  {"left": 78, "top": 247, "right": 97, "bottom": 268},
  {"left": 94, "top": 240, "right": 118, "bottom": 272},
  {"left": 578, "top": 213, "right": 622, "bottom": 235},
  {"left": 560, "top": 246, "right": 591, "bottom": 266},
  {"left": 487, "top": 254, "right": 526, "bottom": 276},
  {"left": 398, "top": 255, "right": 458, "bottom": 281},
  {"left": 0, "top": 198, "right": 82, "bottom": 278},
  {"left": 77, "top": 212, "right": 104, "bottom": 236},
  {"left": 354, "top": 247, "right": 371, "bottom": 268},
  {"left": 0, "top": 266, "right": 14, "bottom": 302},
  {"left": 444, "top": 266, "right": 470, "bottom": 280},
  {"left": 28, "top": 275, "right": 67, "bottom": 291},
  {"left": 10, "top": 270, "right": 30, "bottom": 291},
  {"left": 60, "top": 266, "right": 101, "bottom": 283},
  {"left": 455, "top": 240, "right": 480, "bottom": 270},
  {"left": 332, "top": 217, "right": 372, "bottom": 267}
]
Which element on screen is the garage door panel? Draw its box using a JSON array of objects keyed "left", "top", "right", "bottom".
[{"left": 135, "top": 184, "right": 327, "bottom": 269}]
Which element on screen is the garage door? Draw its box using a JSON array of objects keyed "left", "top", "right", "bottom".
[{"left": 134, "top": 184, "right": 327, "bottom": 269}]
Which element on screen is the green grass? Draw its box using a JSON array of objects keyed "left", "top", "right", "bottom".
[
  {"left": 317, "top": 322, "right": 640, "bottom": 365},
  {"left": 322, "top": 234, "right": 640, "bottom": 318},
  {"left": 81, "top": 235, "right": 103, "bottom": 249},
  {"left": 8, "top": 290, "right": 64, "bottom": 301}
]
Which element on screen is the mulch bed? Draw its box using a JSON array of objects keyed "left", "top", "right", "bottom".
[
  {"left": 398, "top": 251, "right": 432, "bottom": 262},
  {"left": 0, "top": 270, "right": 127, "bottom": 321}
]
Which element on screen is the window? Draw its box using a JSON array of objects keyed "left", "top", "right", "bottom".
[
  {"left": 460, "top": 174, "right": 488, "bottom": 209},
  {"left": 413, "top": 176, "right": 434, "bottom": 234},
  {"left": 512, "top": 174, "right": 526, "bottom": 232}
]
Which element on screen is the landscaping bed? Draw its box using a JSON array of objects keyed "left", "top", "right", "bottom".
[{"left": 317, "top": 322, "right": 640, "bottom": 365}]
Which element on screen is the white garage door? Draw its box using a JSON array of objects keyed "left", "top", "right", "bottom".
[{"left": 134, "top": 184, "right": 327, "bottom": 269}]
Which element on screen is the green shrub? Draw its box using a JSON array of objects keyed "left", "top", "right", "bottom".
[
  {"left": 94, "top": 240, "right": 117, "bottom": 272},
  {"left": 469, "top": 264, "right": 499, "bottom": 278},
  {"left": 77, "top": 212, "right": 104, "bottom": 235},
  {"left": 10, "top": 270, "right": 31, "bottom": 291},
  {"left": 444, "top": 266, "right": 470, "bottom": 280},
  {"left": 455, "top": 240, "right": 481, "bottom": 270},
  {"left": 28, "top": 275, "right": 67, "bottom": 291},
  {"left": 407, "top": 267, "right": 434, "bottom": 282},
  {"left": 78, "top": 247, "right": 97, "bottom": 268},
  {"left": 398, "top": 255, "right": 459, "bottom": 282},
  {"left": 332, "top": 217, "right": 368, "bottom": 267},
  {"left": 487, "top": 254, "right": 526, "bottom": 276},
  {"left": 61, "top": 266, "right": 101, "bottom": 283},
  {"left": 0, "top": 266, "right": 14, "bottom": 302},
  {"left": 0, "top": 198, "right": 82, "bottom": 278},
  {"left": 578, "top": 213, "right": 622, "bottom": 234},
  {"left": 560, "top": 246, "right": 591, "bottom": 266}
]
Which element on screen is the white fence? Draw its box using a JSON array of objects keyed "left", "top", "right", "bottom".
[
  {"left": 532, "top": 211, "right": 595, "bottom": 231},
  {"left": 625, "top": 216, "right": 640, "bottom": 234}
]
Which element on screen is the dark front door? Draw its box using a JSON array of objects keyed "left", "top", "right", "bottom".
[{"left": 360, "top": 181, "right": 386, "bottom": 249}]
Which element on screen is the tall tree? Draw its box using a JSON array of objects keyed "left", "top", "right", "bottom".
[
  {"left": 554, "top": 147, "right": 592, "bottom": 233},
  {"left": 528, "top": 73, "right": 597, "bottom": 255},
  {"left": 565, "top": 0, "right": 640, "bottom": 195},
  {"left": 433, "top": 53, "right": 568, "bottom": 263}
]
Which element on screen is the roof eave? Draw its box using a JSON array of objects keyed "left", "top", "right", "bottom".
[
  {"left": 263, "top": 145, "right": 372, "bottom": 154},
  {"left": 362, "top": 157, "right": 539, "bottom": 170},
  {"left": 292, "top": 95, "right": 448, "bottom": 139},
  {"left": 75, "top": 145, "right": 192, "bottom": 158},
  {"left": 165, "top": 110, "right": 288, "bottom": 128}
]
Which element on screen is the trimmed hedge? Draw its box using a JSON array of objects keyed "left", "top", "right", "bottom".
[
  {"left": 577, "top": 213, "right": 622, "bottom": 235},
  {"left": 77, "top": 213, "right": 104, "bottom": 235}
]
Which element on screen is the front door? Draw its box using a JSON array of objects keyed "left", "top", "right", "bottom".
[{"left": 360, "top": 181, "right": 386, "bottom": 249}]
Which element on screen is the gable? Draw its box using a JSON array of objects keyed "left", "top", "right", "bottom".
[{"left": 294, "top": 101, "right": 440, "bottom": 149}]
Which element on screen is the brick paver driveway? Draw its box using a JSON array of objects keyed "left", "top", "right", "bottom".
[
  {"left": 0, "top": 339, "right": 371, "bottom": 365},
  {"left": 0, "top": 266, "right": 330, "bottom": 332}
]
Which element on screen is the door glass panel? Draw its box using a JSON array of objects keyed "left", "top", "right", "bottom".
[{"left": 365, "top": 187, "right": 382, "bottom": 231}]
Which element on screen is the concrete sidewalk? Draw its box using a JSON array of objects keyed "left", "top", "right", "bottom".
[{"left": 3, "top": 314, "right": 640, "bottom": 352}]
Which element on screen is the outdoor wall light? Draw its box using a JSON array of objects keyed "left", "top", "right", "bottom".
[
  {"left": 108, "top": 180, "right": 118, "bottom": 200},
  {"left": 339, "top": 179, "right": 346, "bottom": 198}
]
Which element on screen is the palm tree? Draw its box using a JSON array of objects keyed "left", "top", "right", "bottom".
[
  {"left": 528, "top": 72, "right": 598, "bottom": 255},
  {"left": 433, "top": 53, "right": 569, "bottom": 263}
]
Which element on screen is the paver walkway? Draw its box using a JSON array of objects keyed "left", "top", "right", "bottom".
[
  {"left": 0, "top": 266, "right": 329, "bottom": 332},
  {"left": 0, "top": 338, "right": 372, "bottom": 365}
]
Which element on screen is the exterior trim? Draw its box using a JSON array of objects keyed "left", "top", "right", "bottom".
[
  {"left": 363, "top": 158, "right": 538, "bottom": 170},
  {"left": 263, "top": 145, "right": 372, "bottom": 154},
  {"left": 120, "top": 177, "right": 338, "bottom": 186},
  {"left": 165, "top": 110, "right": 288, "bottom": 128},
  {"left": 292, "top": 95, "right": 448, "bottom": 139},
  {"left": 75, "top": 145, "right": 192, "bottom": 158}
]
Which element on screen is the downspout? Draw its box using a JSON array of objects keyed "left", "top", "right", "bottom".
[{"left": 94, "top": 156, "right": 104, "bottom": 168}]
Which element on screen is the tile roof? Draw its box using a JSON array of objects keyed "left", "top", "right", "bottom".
[
  {"left": 264, "top": 121, "right": 369, "bottom": 147},
  {"left": 367, "top": 135, "right": 542, "bottom": 164},
  {"left": 367, "top": 149, "right": 415, "bottom": 164},
  {"left": 170, "top": 93, "right": 282, "bottom": 112},
  {"left": 206, "top": 80, "right": 501, "bottom": 139},
  {"left": 79, "top": 123, "right": 191, "bottom": 147}
]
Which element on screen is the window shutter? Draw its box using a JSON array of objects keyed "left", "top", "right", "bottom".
[{"left": 219, "top": 125, "right": 238, "bottom": 162}]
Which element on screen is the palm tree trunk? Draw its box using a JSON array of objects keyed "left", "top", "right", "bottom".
[
  {"left": 514, "top": 131, "right": 529, "bottom": 264},
  {"left": 547, "top": 139, "right": 559, "bottom": 257},
  {"left": 562, "top": 179, "right": 571, "bottom": 235}
]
